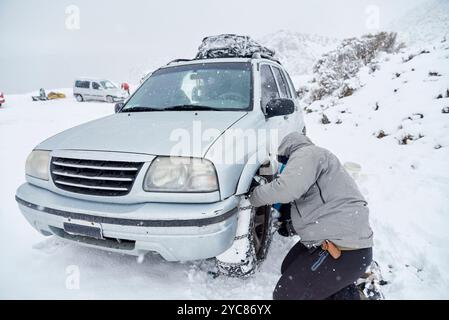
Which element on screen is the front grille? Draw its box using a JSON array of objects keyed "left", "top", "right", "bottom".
[{"left": 50, "top": 157, "right": 144, "bottom": 196}]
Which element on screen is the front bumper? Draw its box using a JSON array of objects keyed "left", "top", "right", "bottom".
[
  {"left": 16, "top": 183, "right": 238, "bottom": 261},
  {"left": 112, "top": 96, "right": 126, "bottom": 102}
]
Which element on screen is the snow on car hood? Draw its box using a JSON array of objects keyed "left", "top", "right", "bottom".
[{"left": 38, "top": 111, "right": 247, "bottom": 157}]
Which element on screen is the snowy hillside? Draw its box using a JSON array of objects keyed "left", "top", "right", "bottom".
[
  {"left": 389, "top": 0, "right": 449, "bottom": 46},
  {"left": 296, "top": 39, "right": 449, "bottom": 298},
  {"left": 258, "top": 30, "right": 339, "bottom": 76}
]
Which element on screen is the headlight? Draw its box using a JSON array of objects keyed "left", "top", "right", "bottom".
[
  {"left": 143, "top": 157, "right": 218, "bottom": 192},
  {"left": 25, "top": 150, "right": 50, "bottom": 180}
]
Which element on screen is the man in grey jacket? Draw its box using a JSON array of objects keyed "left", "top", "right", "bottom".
[{"left": 249, "top": 132, "right": 374, "bottom": 300}]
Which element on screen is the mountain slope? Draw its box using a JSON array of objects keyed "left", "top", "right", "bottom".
[
  {"left": 389, "top": 0, "right": 449, "bottom": 46},
  {"left": 297, "top": 40, "right": 449, "bottom": 299},
  {"left": 258, "top": 30, "right": 339, "bottom": 75}
]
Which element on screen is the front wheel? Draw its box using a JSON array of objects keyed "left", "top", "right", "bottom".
[
  {"left": 106, "top": 95, "right": 114, "bottom": 103},
  {"left": 215, "top": 176, "right": 274, "bottom": 277}
]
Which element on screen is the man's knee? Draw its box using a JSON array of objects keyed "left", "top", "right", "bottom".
[
  {"left": 272, "top": 286, "right": 283, "bottom": 300},
  {"left": 273, "top": 283, "right": 312, "bottom": 300},
  {"left": 272, "top": 283, "right": 294, "bottom": 300}
]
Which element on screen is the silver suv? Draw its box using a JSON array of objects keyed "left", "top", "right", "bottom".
[
  {"left": 16, "top": 56, "right": 305, "bottom": 275},
  {"left": 73, "top": 78, "right": 127, "bottom": 103}
]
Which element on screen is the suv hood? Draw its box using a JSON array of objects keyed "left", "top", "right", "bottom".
[
  {"left": 107, "top": 88, "right": 125, "bottom": 96},
  {"left": 38, "top": 111, "right": 247, "bottom": 157}
]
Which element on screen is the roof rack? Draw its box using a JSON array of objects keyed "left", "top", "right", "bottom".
[
  {"left": 194, "top": 48, "right": 280, "bottom": 63},
  {"left": 251, "top": 52, "right": 282, "bottom": 64},
  {"left": 166, "top": 54, "right": 281, "bottom": 66},
  {"left": 166, "top": 58, "right": 193, "bottom": 66}
]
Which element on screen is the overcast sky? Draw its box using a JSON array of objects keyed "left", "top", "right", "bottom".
[{"left": 0, "top": 0, "right": 427, "bottom": 94}]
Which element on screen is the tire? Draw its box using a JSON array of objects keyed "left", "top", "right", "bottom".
[
  {"left": 75, "top": 94, "right": 84, "bottom": 102},
  {"left": 106, "top": 95, "right": 114, "bottom": 103},
  {"left": 216, "top": 171, "right": 274, "bottom": 277}
]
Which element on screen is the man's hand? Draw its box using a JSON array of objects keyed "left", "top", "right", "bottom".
[
  {"left": 278, "top": 219, "right": 297, "bottom": 237},
  {"left": 248, "top": 178, "right": 260, "bottom": 194},
  {"left": 248, "top": 176, "right": 266, "bottom": 195}
]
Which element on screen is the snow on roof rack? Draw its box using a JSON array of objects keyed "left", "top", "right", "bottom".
[
  {"left": 164, "top": 35, "right": 281, "bottom": 67},
  {"left": 194, "top": 34, "right": 279, "bottom": 63}
]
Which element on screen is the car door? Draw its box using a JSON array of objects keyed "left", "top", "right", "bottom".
[
  {"left": 259, "top": 64, "right": 289, "bottom": 147},
  {"left": 283, "top": 70, "right": 305, "bottom": 133},
  {"left": 91, "top": 81, "right": 103, "bottom": 101},
  {"left": 271, "top": 66, "right": 298, "bottom": 135}
]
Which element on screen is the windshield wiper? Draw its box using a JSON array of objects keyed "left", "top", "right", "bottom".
[
  {"left": 163, "top": 104, "right": 222, "bottom": 111},
  {"left": 122, "top": 106, "right": 164, "bottom": 113}
]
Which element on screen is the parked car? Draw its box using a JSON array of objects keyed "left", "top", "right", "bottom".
[
  {"left": 73, "top": 78, "right": 127, "bottom": 103},
  {"left": 16, "top": 55, "right": 305, "bottom": 276},
  {"left": 0, "top": 92, "right": 5, "bottom": 106}
]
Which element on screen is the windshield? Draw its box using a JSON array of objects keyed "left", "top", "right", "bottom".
[
  {"left": 123, "top": 62, "right": 252, "bottom": 112},
  {"left": 100, "top": 80, "right": 117, "bottom": 89}
]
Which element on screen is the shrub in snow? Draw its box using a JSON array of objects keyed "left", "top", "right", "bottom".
[
  {"left": 442, "top": 106, "right": 449, "bottom": 114},
  {"left": 308, "top": 32, "right": 401, "bottom": 102},
  {"left": 296, "top": 85, "right": 310, "bottom": 100},
  {"left": 396, "top": 133, "right": 424, "bottom": 145},
  {"left": 304, "top": 107, "right": 314, "bottom": 114},
  {"left": 405, "top": 113, "right": 424, "bottom": 120},
  {"left": 402, "top": 49, "right": 430, "bottom": 63},
  {"left": 320, "top": 113, "right": 331, "bottom": 124},
  {"left": 375, "top": 130, "right": 388, "bottom": 139},
  {"left": 338, "top": 82, "right": 355, "bottom": 98}
]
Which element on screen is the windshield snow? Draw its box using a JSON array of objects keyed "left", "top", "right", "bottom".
[{"left": 124, "top": 62, "right": 252, "bottom": 111}]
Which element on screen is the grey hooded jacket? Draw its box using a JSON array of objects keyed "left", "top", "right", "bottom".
[{"left": 250, "top": 132, "right": 373, "bottom": 249}]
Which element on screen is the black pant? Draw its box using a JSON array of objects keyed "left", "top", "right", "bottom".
[{"left": 273, "top": 241, "right": 372, "bottom": 300}]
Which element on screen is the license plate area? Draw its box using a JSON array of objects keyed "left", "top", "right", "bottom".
[{"left": 63, "top": 219, "right": 103, "bottom": 240}]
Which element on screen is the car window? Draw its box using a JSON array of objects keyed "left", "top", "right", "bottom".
[
  {"left": 75, "top": 80, "right": 90, "bottom": 89},
  {"left": 284, "top": 72, "right": 297, "bottom": 98},
  {"left": 92, "top": 82, "right": 101, "bottom": 90},
  {"left": 273, "top": 67, "right": 291, "bottom": 98},
  {"left": 100, "top": 80, "right": 117, "bottom": 89},
  {"left": 260, "top": 65, "right": 279, "bottom": 108},
  {"left": 123, "top": 62, "right": 252, "bottom": 111}
]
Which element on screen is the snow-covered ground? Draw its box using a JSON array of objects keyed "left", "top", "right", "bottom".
[
  {"left": 1, "top": 38, "right": 448, "bottom": 299},
  {"left": 301, "top": 40, "right": 449, "bottom": 299}
]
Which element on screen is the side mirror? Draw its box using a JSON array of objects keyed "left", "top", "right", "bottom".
[
  {"left": 115, "top": 102, "right": 124, "bottom": 113},
  {"left": 265, "top": 98, "right": 295, "bottom": 118}
]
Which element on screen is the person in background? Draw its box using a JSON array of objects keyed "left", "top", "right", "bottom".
[
  {"left": 249, "top": 132, "right": 374, "bottom": 300},
  {"left": 121, "top": 82, "right": 130, "bottom": 96}
]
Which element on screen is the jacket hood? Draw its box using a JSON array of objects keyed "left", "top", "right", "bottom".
[{"left": 278, "top": 132, "right": 313, "bottom": 157}]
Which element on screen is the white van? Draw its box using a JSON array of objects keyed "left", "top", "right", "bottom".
[{"left": 73, "top": 78, "right": 127, "bottom": 103}]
